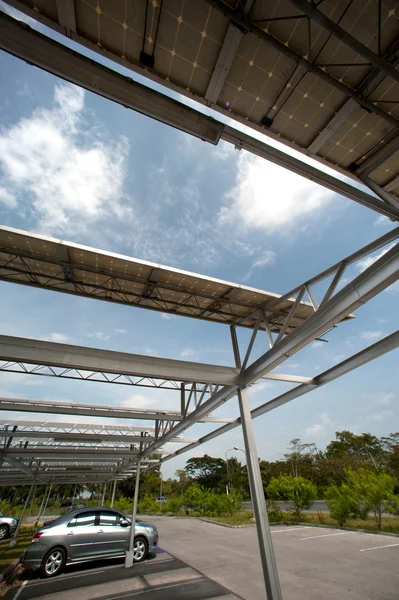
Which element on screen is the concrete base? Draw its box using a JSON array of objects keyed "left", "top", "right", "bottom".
[{"left": 124, "top": 551, "right": 134, "bottom": 568}]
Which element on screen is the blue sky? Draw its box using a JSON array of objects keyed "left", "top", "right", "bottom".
[{"left": 0, "top": 5, "right": 398, "bottom": 479}]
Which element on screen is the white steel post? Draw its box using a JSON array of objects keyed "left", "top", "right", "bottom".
[
  {"left": 10, "top": 484, "right": 34, "bottom": 545},
  {"left": 125, "top": 463, "right": 141, "bottom": 568},
  {"left": 111, "top": 479, "right": 117, "bottom": 508},
  {"left": 42, "top": 483, "right": 52, "bottom": 519},
  {"left": 70, "top": 484, "right": 77, "bottom": 511},
  {"left": 34, "top": 485, "right": 48, "bottom": 531},
  {"left": 101, "top": 482, "right": 107, "bottom": 506},
  {"left": 238, "top": 388, "right": 282, "bottom": 600}
]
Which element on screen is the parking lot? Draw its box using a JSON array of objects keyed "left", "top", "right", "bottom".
[{"left": 6, "top": 518, "right": 399, "bottom": 600}]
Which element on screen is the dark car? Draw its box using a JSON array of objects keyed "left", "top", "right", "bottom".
[{"left": 23, "top": 507, "right": 158, "bottom": 577}]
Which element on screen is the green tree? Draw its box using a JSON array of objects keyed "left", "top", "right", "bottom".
[
  {"left": 185, "top": 455, "right": 226, "bottom": 491},
  {"left": 285, "top": 438, "right": 316, "bottom": 478},
  {"left": 325, "top": 483, "right": 359, "bottom": 526},
  {"left": 346, "top": 469, "right": 396, "bottom": 530},
  {"left": 267, "top": 474, "right": 317, "bottom": 519}
]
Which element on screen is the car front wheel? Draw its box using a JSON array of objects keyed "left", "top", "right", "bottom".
[
  {"left": 133, "top": 536, "right": 148, "bottom": 563},
  {"left": 0, "top": 525, "right": 9, "bottom": 540},
  {"left": 41, "top": 547, "right": 66, "bottom": 577}
]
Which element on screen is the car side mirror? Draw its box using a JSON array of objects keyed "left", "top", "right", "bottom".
[{"left": 120, "top": 519, "right": 130, "bottom": 527}]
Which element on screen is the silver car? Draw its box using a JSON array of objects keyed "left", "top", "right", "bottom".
[
  {"left": 0, "top": 512, "right": 18, "bottom": 540},
  {"left": 23, "top": 507, "right": 158, "bottom": 577}
]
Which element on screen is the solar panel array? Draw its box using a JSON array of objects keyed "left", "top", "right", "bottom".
[
  {"left": 5, "top": 0, "right": 399, "bottom": 200},
  {"left": 0, "top": 226, "right": 315, "bottom": 332}
]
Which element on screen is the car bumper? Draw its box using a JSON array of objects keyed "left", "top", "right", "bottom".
[
  {"left": 147, "top": 530, "right": 159, "bottom": 552},
  {"left": 22, "top": 545, "right": 44, "bottom": 571}
]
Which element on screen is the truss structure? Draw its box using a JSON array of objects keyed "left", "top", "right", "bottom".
[{"left": 0, "top": 1, "right": 399, "bottom": 594}]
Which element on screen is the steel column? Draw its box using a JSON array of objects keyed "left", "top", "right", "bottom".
[
  {"left": 125, "top": 462, "right": 141, "bottom": 568},
  {"left": 101, "top": 483, "right": 107, "bottom": 506},
  {"left": 42, "top": 484, "right": 52, "bottom": 520},
  {"left": 34, "top": 485, "right": 48, "bottom": 530},
  {"left": 237, "top": 388, "right": 282, "bottom": 600},
  {"left": 111, "top": 479, "right": 117, "bottom": 508},
  {"left": 11, "top": 484, "right": 34, "bottom": 543}
]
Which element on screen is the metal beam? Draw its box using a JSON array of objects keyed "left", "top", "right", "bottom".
[
  {"left": 286, "top": 0, "right": 399, "bottom": 85},
  {"left": 144, "top": 240, "right": 399, "bottom": 456},
  {"left": 242, "top": 242, "right": 399, "bottom": 385},
  {"left": 308, "top": 38, "right": 399, "bottom": 155},
  {"left": 161, "top": 331, "right": 399, "bottom": 462},
  {"left": 0, "top": 12, "right": 397, "bottom": 222},
  {"left": 355, "top": 135, "right": 399, "bottom": 177},
  {"left": 0, "top": 335, "right": 238, "bottom": 386},
  {"left": 222, "top": 126, "right": 399, "bottom": 220},
  {"left": 207, "top": 0, "right": 399, "bottom": 131},
  {"left": 0, "top": 397, "right": 235, "bottom": 424},
  {"left": 237, "top": 388, "right": 282, "bottom": 599},
  {"left": 55, "top": 0, "right": 76, "bottom": 37},
  {"left": 205, "top": 0, "right": 255, "bottom": 103},
  {"left": 2, "top": 455, "right": 45, "bottom": 483},
  {"left": 359, "top": 176, "right": 399, "bottom": 211},
  {"left": 0, "top": 12, "right": 222, "bottom": 146}
]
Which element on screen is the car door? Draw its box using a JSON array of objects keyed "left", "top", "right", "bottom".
[
  {"left": 66, "top": 511, "right": 98, "bottom": 561},
  {"left": 95, "top": 510, "right": 130, "bottom": 557}
]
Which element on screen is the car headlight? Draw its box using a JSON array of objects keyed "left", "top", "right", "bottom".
[
  {"left": 145, "top": 526, "right": 154, "bottom": 533},
  {"left": 12, "top": 519, "right": 17, "bottom": 525}
]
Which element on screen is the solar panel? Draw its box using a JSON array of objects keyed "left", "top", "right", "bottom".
[
  {"left": 3, "top": 0, "right": 399, "bottom": 202},
  {"left": 0, "top": 225, "right": 316, "bottom": 332}
]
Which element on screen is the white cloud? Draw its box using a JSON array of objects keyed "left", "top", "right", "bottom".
[
  {"left": 0, "top": 187, "right": 16, "bottom": 207},
  {"left": 375, "top": 392, "right": 395, "bottom": 406},
  {"left": 356, "top": 243, "right": 395, "bottom": 273},
  {"left": 87, "top": 331, "right": 110, "bottom": 341},
  {"left": 311, "top": 341, "right": 324, "bottom": 349},
  {"left": 180, "top": 348, "right": 196, "bottom": 358},
  {"left": 242, "top": 250, "right": 277, "bottom": 281},
  {"left": 119, "top": 394, "right": 158, "bottom": 409},
  {"left": 374, "top": 215, "right": 391, "bottom": 227},
  {"left": 359, "top": 330, "right": 383, "bottom": 341},
  {"left": 367, "top": 409, "right": 395, "bottom": 423},
  {"left": 41, "top": 332, "right": 71, "bottom": 343},
  {"left": 0, "top": 83, "right": 131, "bottom": 234},
  {"left": 302, "top": 413, "right": 336, "bottom": 439},
  {"left": 219, "top": 151, "right": 334, "bottom": 232},
  {"left": 115, "top": 328, "right": 127, "bottom": 334},
  {"left": 161, "top": 313, "right": 176, "bottom": 320}
]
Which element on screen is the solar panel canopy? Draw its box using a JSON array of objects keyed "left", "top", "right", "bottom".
[
  {"left": 4, "top": 0, "right": 399, "bottom": 203},
  {"left": 0, "top": 226, "right": 316, "bottom": 332}
]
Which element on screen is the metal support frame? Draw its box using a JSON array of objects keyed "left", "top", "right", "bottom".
[
  {"left": 238, "top": 388, "right": 282, "bottom": 600},
  {"left": 286, "top": 0, "right": 399, "bottom": 85},
  {"left": 205, "top": 0, "right": 255, "bottom": 103},
  {"left": 42, "top": 484, "right": 52, "bottom": 521},
  {"left": 0, "top": 11, "right": 398, "bottom": 221},
  {"left": 125, "top": 462, "right": 141, "bottom": 568},
  {"left": 101, "top": 482, "right": 107, "bottom": 506},
  {"left": 11, "top": 483, "right": 34, "bottom": 542},
  {"left": 34, "top": 484, "right": 48, "bottom": 530},
  {"left": 111, "top": 479, "right": 117, "bottom": 508}
]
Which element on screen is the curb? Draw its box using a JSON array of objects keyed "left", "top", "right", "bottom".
[
  {"left": 0, "top": 554, "right": 23, "bottom": 587},
  {"left": 197, "top": 518, "right": 399, "bottom": 536}
]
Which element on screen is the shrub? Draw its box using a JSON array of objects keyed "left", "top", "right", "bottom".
[
  {"left": 164, "top": 496, "right": 184, "bottom": 514},
  {"left": 114, "top": 496, "right": 132, "bottom": 514},
  {"left": 325, "top": 483, "right": 358, "bottom": 526},
  {"left": 346, "top": 469, "right": 396, "bottom": 531},
  {"left": 266, "top": 474, "right": 317, "bottom": 520},
  {"left": 266, "top": 500, "right": 283, "bottom": 522}
]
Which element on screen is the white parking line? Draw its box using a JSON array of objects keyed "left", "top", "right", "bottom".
[
  {"left": 272, "top": 527, "right": 311, "bottom": 533},
  {"left": 360, "top": 543, "right": 399, "bottom": 552},
  {"left": 12, "top": 579, "right": 28, "bottom": 600},
  {"left": 301, "top": 531, "right": 355, "bottom": 540}
]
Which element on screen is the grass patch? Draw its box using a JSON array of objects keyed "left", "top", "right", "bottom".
[
  {"left": 201, "top": 511, "right": 254, "bottom": 526},
  {"left": 0, "top": 529, "right": 33, "bottom": 573},
  {"left": 280, "top": 512, "right": 399, "bottom": 534}
]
